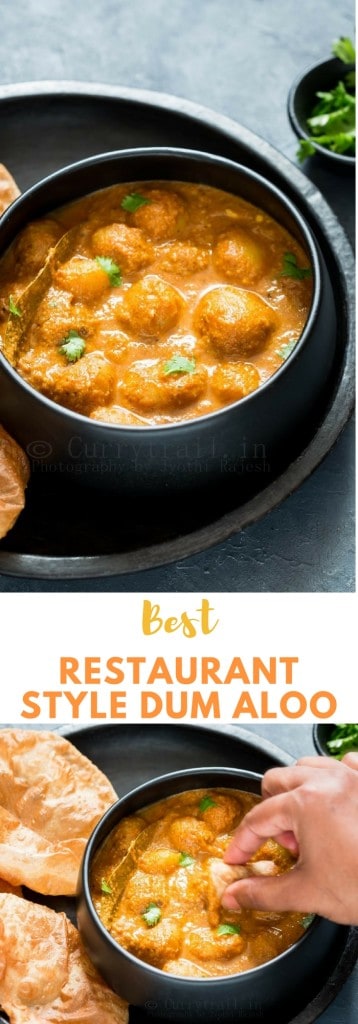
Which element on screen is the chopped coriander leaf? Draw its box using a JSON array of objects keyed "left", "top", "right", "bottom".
[
  {"left": 332, "top": 37, "right": 356, "bottom": 64},
  {"left": 59, "top": 330, "right": 86, "bottom": 363},
  {"left": 95, "top": 256, "right": 122, "bottom": 287},
  {"left": 345, "top": 70, "right": 356, "bottom": 89},
  {"left": 297, "top": 139, "right": 317, "bottom": 162},
  {"left": 276, "top": 339, "right": 297, "bottom": 360},
  {"left": 280, "top": 253, "right": 312, "bottom": 280},
  {"left": 163, "top": 356, "right": 196, "bottom": 376},
  {"left": 8, "top": 295, "right": 22, "bottom": 317},
  {"left": 301, "top": 914, "right": 315, "bottom": 929},
  {"left": 121, "top": 193, "right": 151, "bottom": 213},
  {"left": 101, "top": 878, "right": 112, "bottom": 895},
  {"left": 178, "top": 852, "right": 196, "bottom": 867},
  {"left": 326, "top": 724, "right": 358, "bottom": 759},
  {"left": 199, "top": 795, "right": 217, "bottom": 812},
  {"left": 217, "top": 923, "right": 241, "bottom": 936},
  {"left": 142, "top": 903, "right": 161, "bottom": 928}
]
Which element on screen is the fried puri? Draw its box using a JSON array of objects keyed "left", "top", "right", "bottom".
[
  {"left": 0, "top": 893, "right": 128, "bottom": 1024},
  {"left": 0, "top": 729, "right": 117, "bottom": 894}
]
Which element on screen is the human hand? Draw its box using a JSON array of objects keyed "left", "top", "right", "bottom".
[{"left": 222, "top": 754, "right": 358, "bottom": 924}]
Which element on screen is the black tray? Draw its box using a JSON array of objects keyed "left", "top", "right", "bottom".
[
  {"left": 2, "top": 722, "right": 355, "bottom": 1024},
  {"left": 0, "top": 82, "right": 354, "bottom": 580}
]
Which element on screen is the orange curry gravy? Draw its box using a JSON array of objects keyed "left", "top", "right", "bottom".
[
  {"left": 0, "top": 182, "right": 313, "bottom": 425},
  {"left": 91, "top": 788, "right": 308, "bottom": 978}
]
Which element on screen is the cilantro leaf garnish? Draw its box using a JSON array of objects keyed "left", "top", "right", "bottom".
[
  {"left": 8, "top": 295, "right": 22, "bottom": 317},
  {"left": 142, "top": 902, "right": 161, "bottom": 927},
  {"left": 199, "top": 795, "right": 217, "bottom": 812},
  {"left": 217, "top": 923, "right": 241, "bottom": 936},
  {"left": 326, "top": 723, "right": 358, "bottom": 759},
  {"left": 178, "top": 852, "right": 195, "bottom": 867},
  {"left": 101, "top": 878, "right": 112, "bottom": 895},
  {"left": 59, "top": 330, "right": 86, "bottom": 363},
  {"left": 280, "top": 253, "right": 312, "bottom": 280},
  {"left": 163, "top": 356, "right": 196, "bottom": 376},
  {"left": 276, "top": 339, "right": 297, "bottom": 360},
  {"left": 95, "top": 256, "right": 122, "bottom": 287},
  {"left": 332, "top": 37, "right": 356, "bottom": 64},
  {"left": 297, "top": 60, "right": 356, "bottom": 162},
  {"left": 301, "top": 914, "right": 315, "bottom": 929},
  {"left": 121, "top": 193, "right": 151, "bottom": 213}
]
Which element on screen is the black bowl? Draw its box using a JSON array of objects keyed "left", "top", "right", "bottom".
[
  {"left": 0, "top": 147, "right": 337, "bottom": 496},
  {"left": 77, "top": 766, "right": 344, "bottom": 1023},
  {"left": 312, "top": 723, "right": 336, "bottom": 756},
  {"left": 288, "top": 57, "right": 355, "bottom": 168}
]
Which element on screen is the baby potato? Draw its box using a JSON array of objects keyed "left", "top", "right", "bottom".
[
  {"left": 156, "top": 242, "right": 210, "bottom": 275},
  {"left": 138, "top": 848, "right": 181, "bottom": 875},
  {"left": 54, "top": 256, "right": 110, "bottom": 301},
  {"left": 194, "top": 286, "right": 276, "bottom": 358},
  {"left": 112, "top": 917, "right": 181, "bottom": 968},
  {"left": 121, "top": 870, "right": 168, "bottom": 915},
  {"left": 92, "top": 223, "right": 153, "bottom": 274},
  {"left": 120, "top": 275, "right": 184, "bottom": 339},
  {"left": 130, "top": 188, "right": 186, "bottom": 240},
  {"left": 185, "top": 926, "right": 245, "bottom": 961},
  {"left": 169, "top": 817, "right": 214, "bottom": 856},
  {"left": 119, "top": 359, "right": 207, "bottom": 413},
  {"left": 14, "top": 219, "right": 62, "bottom": 278},
  {"left": 213, "top": 228, "right": 267, "bottom": 285},
  {"left": 211, "top": 362, "right": 260, "bottom": 403},
  {"left": 199, "top": 793, "right": 242, "bottom": 833}
]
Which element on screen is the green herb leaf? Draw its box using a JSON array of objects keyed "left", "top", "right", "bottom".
[
  {"left": 163, "top": 356, "right": 196, "bottom": 376},
  {"left": 199, "top": 795, "right": 217, "bottom": 812},
  {"left": 121, "top": 193, "right": 151, "bottom": 213},
  {"left": 178, "top": 852, "right": 196, "bottom": 867},
  {"left": 8, "top": 294, "right": 22, "bottom": 317},
  {"left": 142, "top": 902, "right": 161, "bottom": 928},
  {"left": 326, "top": 724, "right": 358, "bottom": 759},
  {"left": 95, "top": 256, "right": 122, "bottom": 287},
  {"left": 59, "top": 330, "right": 86, "bottom": 363},
  {"left": 101, "top": 878, "right": 112, "bottom": 895},
  {"left": 345, "top": 70, "right": 356, "bottom": 89},
  {"left": 217, "top": 923, "right": 241, "bottom": 936},
  {"left": 297, "top": 139, "right": 317, "bottom": 162},
  {"left": 276, "top": 339, "right": 297, "bottom": 360},
  {"left": 332, "top": 37, "right": 356, "bottom": 64},
  {"left": 301, "top": 914, "right": 315, "bottom": 929},
  {"left": 280, "top": 253, "right": 312, "bottom": 280}
]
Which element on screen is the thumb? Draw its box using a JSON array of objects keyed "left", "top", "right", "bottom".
[{"left": 221, "top": 867, "right": 307, "bottom": 914}]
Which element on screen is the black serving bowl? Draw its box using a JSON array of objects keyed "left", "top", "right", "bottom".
[
  {"left": 313, "top": 723, "right": 336, "bottom": 756},
  {"left": 0, "top": 147, "right": 337, "bottom": 496},
  {"left": 288, "top": 57, "right": 355, "bottom": 168},
  {"left": 77, "top": 766, "right": 344, "bottom": 1023}
]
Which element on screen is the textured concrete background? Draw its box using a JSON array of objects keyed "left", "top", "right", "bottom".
[{"left": 0, "top": 0, "right": 355, "bottom": 593}]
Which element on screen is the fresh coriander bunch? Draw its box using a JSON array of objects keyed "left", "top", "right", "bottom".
[{"left": 297, "top": 37, "right": 355, "bottom": 162}]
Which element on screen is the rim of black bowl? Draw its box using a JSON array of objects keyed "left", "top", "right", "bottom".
[
  {"left": 287, "top": 57, "right": 356, "bottom": 166},
  {"left": 79, "top": 765, "right": 319, "bottom": 985},
  {"left": 312, "top": 723, "right": 334, "bottom": 756},
  {"left": 0, "top": 146, "right": 321, "bottom": 436}
]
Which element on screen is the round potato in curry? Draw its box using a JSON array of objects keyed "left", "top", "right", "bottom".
[
  {"left": 0, "top": 182, "right": 313, "bottom": 426},
  {"left": 91, "top": 787, "right": 310, "bottom": 979}
]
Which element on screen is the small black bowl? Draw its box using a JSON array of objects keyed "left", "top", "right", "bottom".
[
  {"left": 288, "top": 57, "right": 355, "bottom": 168},
  {"left": 0, "top": 147, "right": 337, "bottom": 497},
  {"left": 312, "top": 723, "right": 336, "bottom": 756},
  {"left": 77, "top": 766, "right": 344, "bottom": 1023}
]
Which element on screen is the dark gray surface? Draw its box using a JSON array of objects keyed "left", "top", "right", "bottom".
[{"left": 0, "top": 0, "right": 355, "bottom": 592}]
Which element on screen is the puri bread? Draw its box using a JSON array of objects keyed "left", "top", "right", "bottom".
[
  {"left": 0, "top": 893, "right": 129, "bottom": 1024},
  {"left": 0, "top": 424, "right": 30, "bottom": 539},
  {"left": 0, "top": 729, "right": 117, "bottom": 894},
  {"left": 0, "top": 163, "right": 20, "bottom": 216}
]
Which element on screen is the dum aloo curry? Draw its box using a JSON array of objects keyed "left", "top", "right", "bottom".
[
  {"left": 91, "top": 787, "right": 309, "bottom": 978},
  {"left": 0, "top": 181, "right": 312, "bottom": 425}
]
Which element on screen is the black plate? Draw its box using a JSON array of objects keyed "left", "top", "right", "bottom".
[
  {"left": 0, "top": 82, "right": 354, "bottom": 579},
  {"left": 4, "top": 722, "right": 355, "bottom": 1024}
]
